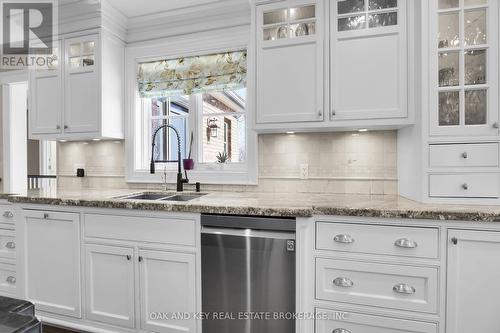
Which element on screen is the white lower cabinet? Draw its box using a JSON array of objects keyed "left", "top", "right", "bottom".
[
  {"left": 316, "top": 309, "right": 437, "bottom": 333},
  {"left": 446, "top": 230, "right": 500, "bottom": 333},
  {"left": 139, "top": 250, "right": 197, "bottom": 333},
  {"left": 24, "top": 210, "right": 81, "bottom": 318},
  {"left": 84, "top": 244, "right": 135, "bottom": 328}
]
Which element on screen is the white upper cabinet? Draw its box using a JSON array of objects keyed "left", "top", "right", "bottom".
[
  {"left": 430, "top": 0, "right": 499, "bottom": 136},
  {"left": 256, "top": 0, "right": 325, "bottom": 124},
  {"left": 330, "top": 0, "right": 407, "bottom": 121},
  {"left": 29, "top": 31, "right": 124, "bottom": 140},
  {"left": 252, "top": 0, "right": 411, "bottom": 131}
]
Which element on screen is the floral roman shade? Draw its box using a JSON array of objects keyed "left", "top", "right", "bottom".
[{"left": 138, "top": 50, "right": 247, "bottom": 98}]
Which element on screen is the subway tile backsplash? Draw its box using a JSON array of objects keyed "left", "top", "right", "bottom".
[{"left": 57, "top": 131, "right": 398, "bottom": 195}]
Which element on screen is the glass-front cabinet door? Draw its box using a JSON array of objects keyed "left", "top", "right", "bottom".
[
  {"left": 431, "top": 0, "right": 499, "bottom": 136},
  {"left": 330, "top": 0, "right": 408, "bottom": 121},
  {"left": 256, "top": 0, "right": 324, "bottom": 124}
]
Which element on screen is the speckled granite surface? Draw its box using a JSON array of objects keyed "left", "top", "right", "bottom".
[{"left": 4, "top": 189, "right": 500, "bottom": 221}]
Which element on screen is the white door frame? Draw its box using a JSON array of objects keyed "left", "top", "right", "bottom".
[{"left": 1, "top": 70, "right": 29, "bottom": 193}]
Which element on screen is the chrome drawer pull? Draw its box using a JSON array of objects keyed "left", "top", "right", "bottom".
[
  {"left": 393, "top": 283, "right": 416, "bottom": 295},
  {"left": 5, "top": 242, "right": 15, "bottom": 249},
  {"left": 332, "top": 329, "right": 351, "bottom": 333},
  {"left": 462, "top": 152, "right": 468, "bottom": 159},
  {"left": 333, "top": 277, "right": 354, "bottom": 288},
  {"left": 2, "top": 211, "right": 13, "bottom": 218},
  {"left": 394, "top": 238, "right": 418, "bottom": 249},
  {"left": 6, "top": 276, "right": 16, "bottom": 284},
  {"left": 334, "top": 234, "right": 354, "bottom": 244}
]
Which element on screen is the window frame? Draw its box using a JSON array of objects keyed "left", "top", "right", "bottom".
[{"left": 125, "top": 29, "right": 257, "bottom": 185}]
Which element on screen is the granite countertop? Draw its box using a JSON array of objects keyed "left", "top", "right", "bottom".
[{"left": 4, "top": 188, "right": 500, "bottom": 222}]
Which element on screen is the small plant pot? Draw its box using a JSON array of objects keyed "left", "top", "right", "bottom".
[{"left": 183, "top": 159, "right": 195, "bottom": 170}]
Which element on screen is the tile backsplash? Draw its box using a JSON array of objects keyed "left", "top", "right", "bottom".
[{"left": 57, "top": 131, "right": 398, "bottom": 195}]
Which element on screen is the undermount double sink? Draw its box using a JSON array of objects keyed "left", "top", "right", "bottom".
[{"left": 116, "top": 192, "right": 206, "bottom": 202}]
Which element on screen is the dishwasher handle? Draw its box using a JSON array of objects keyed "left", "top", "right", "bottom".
[{"left": 202, "top": 226, "right": 295, "bottom": 240}]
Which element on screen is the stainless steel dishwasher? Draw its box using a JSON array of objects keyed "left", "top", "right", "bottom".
[{"left": 201, "top": 214, "right": 296, "bottom": 333}]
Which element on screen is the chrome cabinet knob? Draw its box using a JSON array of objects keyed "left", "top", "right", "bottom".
[
  {"left": 394, "top": 238, "right": 418, "bottom": 249},
  {"left": 331, "top": 109, "right": 336, "bottom": 117},
  {"left": 462, "top": 152, "right": 468, "bottom": 159},
  {"left": 2, "top": 211, "right": 13, "bottom": 218},
  {"left": 43, "top": 213, "right": 49, "bottom": 219},
  {"left": 333, "top": 277, "right": 354, "bottom": 288},
  {"left": 451, "top": 237, "right": 458, "bottom": 245},
  {"left": 138, "top": 256, "right": 143, "bottom": 262},
  {"left": 64, "top": 125, "right": 69, "bottom": 129},
  {"left": 6, "top": 276, "right": 16, "bottom": 284},
  {"left": 126, "top": 255, "right": 131, "bottom": 261},
  {"left": 332, "top": 329, "right": 351, "bottom": 333},
  {"left": 334, "top": 234, "right": 354, "bottom": 244},
  {"left": 493, "top": 122, "right": 499, "bottom": 129},
  {"left": 462, "top": 183, "right": 469, "bottom": 190},
  {"left": 5, "top": 242, "right": 15, "bottom": 249},
  {"left": 393, "top": 283, "right": 416, "bottom": 295},
  {"left": 318, "top": 110, "right": 323, "bottom": 118},
  {"left": 56, "top": 125, "right": 61, "bottom": 130}
]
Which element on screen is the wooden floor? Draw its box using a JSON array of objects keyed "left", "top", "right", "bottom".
[{"left": 43, "top": 325, "right": 85, "bottom": 333}]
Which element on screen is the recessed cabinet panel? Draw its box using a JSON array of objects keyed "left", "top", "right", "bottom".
[
  {"left": 139, "top": 250, "right": 197, "bottom": 333},
  {"left": 429, "top": 143, "right": 499, "bottom": 168},
  {"left": 65, "top": 71, "right": 99, "bottom": 133},
  {"left": 447, "top": 230, "right": 500, "bottom": 333},
  {"left": 85, "top": 244, "right": 135, "bottom": 328},
  {"left": 258, "top": 42, "right": 321, "bottom": 123},
  {"left": 332, "top": 33, "right": 404, "bottom": 119},
  {"left": 24, "top": 210, "right": 81, "bottom": 318},
  {"left": 31, "top": 75, "right": 62, "bottom": 135},
  {"left": 429, "top": 173, "right": 499, "bottom": 198}
]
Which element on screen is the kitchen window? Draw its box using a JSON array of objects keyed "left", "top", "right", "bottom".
[{"left": 128, "top": 47, "right": 256, "bottom": 184}]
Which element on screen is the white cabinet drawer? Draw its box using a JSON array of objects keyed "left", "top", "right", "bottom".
[
  {"left": 84, "top": 213, "right": 197, "bottom": 247},
  {"left": 429, "top": 143, "right": 499, "bottom": 168},
  {"left": 0, "top": 229, "right": 15, "bottom": 260},
  {"left": 0, "top": 205, "right": 15, "bottom": 225},
  {"left": 316, "top": 222, "right": 439, "bottom": 259},
  {"left": 0, "top": 263, "right": 16, "bottom": 295},
  {"left": 316, "top": 258, "right": 438, "bottom": 314},
  {"left": 429, "top": 173, "right": 499, "bottom": 198},
  {"left": 316, "top": 309, "right": 437, "bottom": 333}
]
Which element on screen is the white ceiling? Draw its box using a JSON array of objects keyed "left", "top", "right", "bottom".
[{"left": 106, "top": 0, "right": 247, "bottom": 19}]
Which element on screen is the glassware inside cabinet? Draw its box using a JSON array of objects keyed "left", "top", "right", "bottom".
[
  {"left": 368, "top": 12, "right": 397, "bottom": 28},
  {"left": 438, "top": 0, "right": 459, "bottom": 9},
  {"left": 83, "top": 41, "right": 95, "bottom": 54},
  {"left": 69, "top": 43, "right": 81, "bottom": 57},
  {"left": 82, "top": 55, "right": 95, "bottom": 67},
  {"left": 263, "top": 25, "right": 290, "bottom": 40},
  {"left": 439, "top": 91, "right": 460, "bottom": 126},
  {"left": 465, "top": 90, "right": 487, "bottom": 125},
  {"left": 290, "top": 5, "right": 315, "bottom": 20},
  {"left": 338, "top": 0, "right": 365, "bottom": 15},
  {"left": 369, "top": 0, "right": 397, "bottom": 10},
  {"left": 338, "top": 15, "right": 366, "bottom": 31},
  {"left": 291, "top": 21, "right": 315, "bottom": 37},
  {"left": 439, "top": 52, "right": 460, "bottom": 87},
  {"left": 438, "top": 12, "right": 460, "bottom": 48},
  {"left": 69, "top": 57, "right": 81, "bottom": 69},
  {"left": 464, "top": 9, "right": 487, "bottom": 46},
  {"left": 465, "top": 49, "right": 486, "bottom": 85},
  {"left": 264, "top": 9, "right": 287, "bottom": 25}
]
